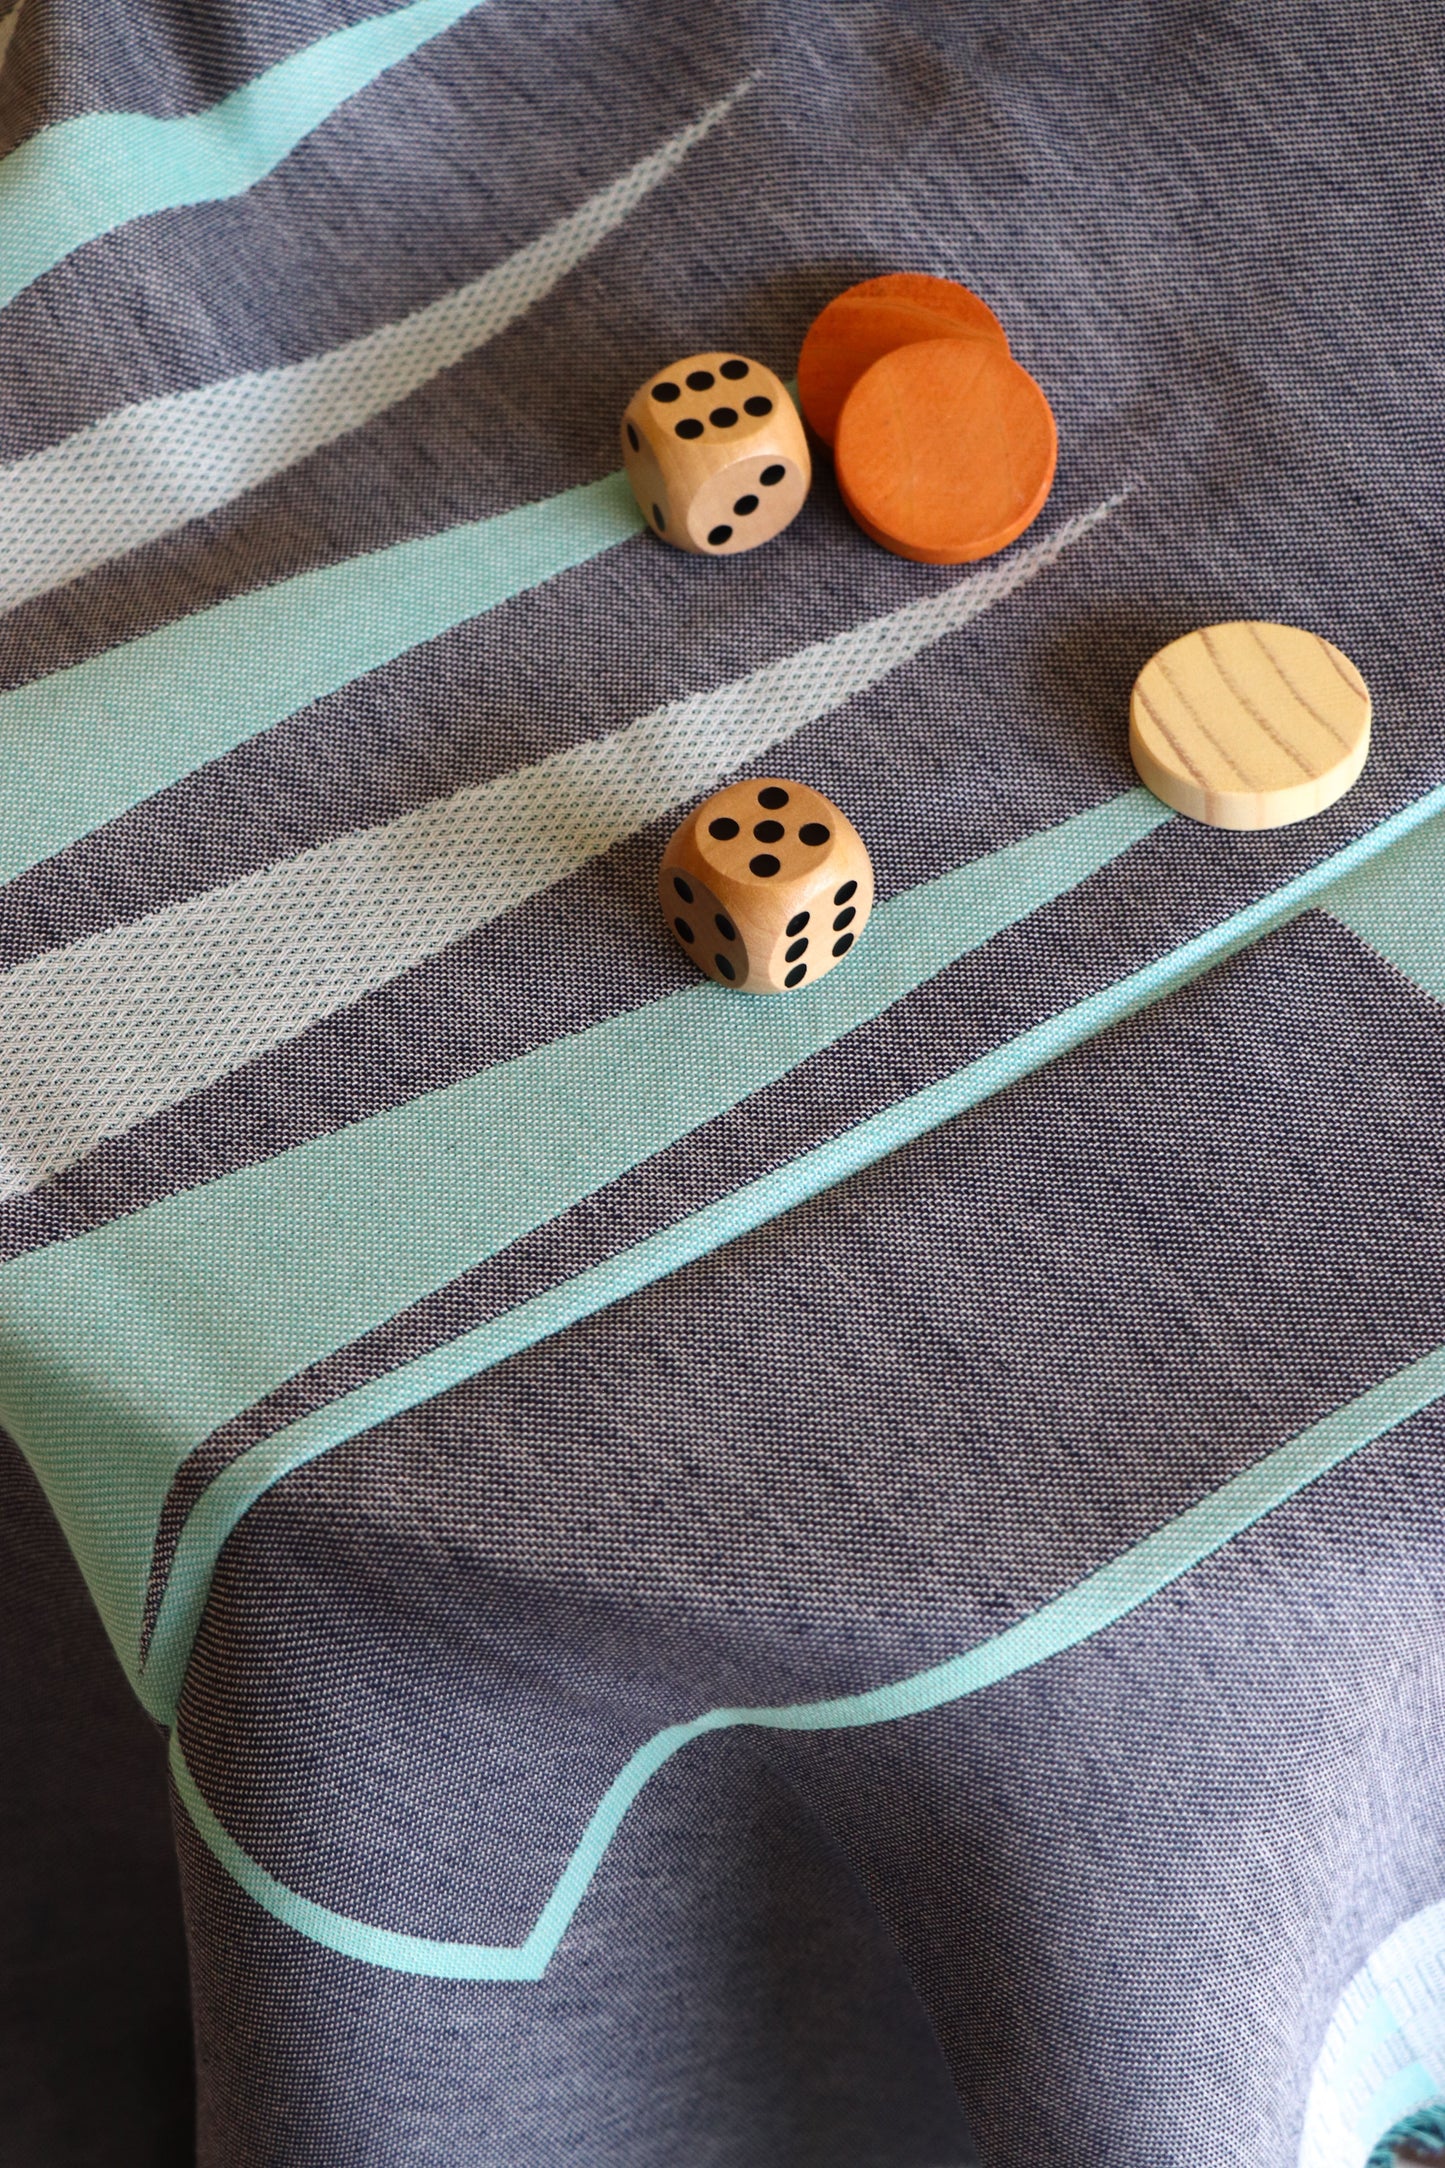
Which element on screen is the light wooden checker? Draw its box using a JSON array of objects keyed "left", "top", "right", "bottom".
[{"left": 1129, "top": 622, "right": 1371, "bottom": 831}]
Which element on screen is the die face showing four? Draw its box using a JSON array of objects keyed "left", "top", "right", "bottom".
[
  {"left": 659, "top": 863, "right": 750, "bottom": 986},
  {"left": 659, "top": 778, "right": 873, "bottom": 992},
  {"left": 622, "top": 354, "right": 811, "bottom": 555}
]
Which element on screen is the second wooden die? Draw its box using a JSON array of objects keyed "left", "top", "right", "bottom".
[
  {"left": 660, "top": 779, "right": 873, "bottom": 992},
  {"left": 622, "top": 353, "right": 810, "bottom": 556}
]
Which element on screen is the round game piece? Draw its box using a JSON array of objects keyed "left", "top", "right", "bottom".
[
  {"left": 833, "top": 337, "right": 1056, "bottom": 565},
  {"left": 797, "top": 272, "right": 1008, "bottom": 447},
  {"left": 1129, "top": 623, "right": 1372, "bottom": 831}
]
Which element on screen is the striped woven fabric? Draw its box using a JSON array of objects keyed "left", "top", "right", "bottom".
[{"left": 0, "top": 3, "right": 1441, "bottom": 2163}]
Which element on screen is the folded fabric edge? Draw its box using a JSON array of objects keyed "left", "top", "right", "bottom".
[
  {"left": 139, "top": 778, "right": 1445, "bottom": 1726},
  {"left": 168, "top": 1339, "right": 1445, "bottom": 1977}
]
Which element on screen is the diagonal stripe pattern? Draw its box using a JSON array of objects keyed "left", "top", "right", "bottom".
[
  {"left": 133, "top": 779, "right": 1445, "bottom": 1723},
  {"left": 0, "top": 469, "right": 643, "bottom": 887},
  {"left": 0, "top": 0, "right": 488, "bottom": 309},
  {"left": 11, "top": 774, "right": 1445, "bottom": 1722},
  {"left": 0, "top": 782, "right": 1166, "bottom": 1698},
  {"left": 1322, "top": 810, "right": 1445, "bottom": 1004},
  {"left": 0, "top": 498, "right": 1122, "bottom": 1194},
  {"left": 0, "top": 78, "right": 751, "bottom": 610}
]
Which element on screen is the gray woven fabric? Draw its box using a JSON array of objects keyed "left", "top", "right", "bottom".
[
  {"left": 0, "top": 1, "right": 1442, "bottom": 2162},
  {"left": 0, "top": 1441, "right": 192, "bottom": 2165},
  {"left": 168, "top": 917, "right": 1445, "bottom": 2164}
]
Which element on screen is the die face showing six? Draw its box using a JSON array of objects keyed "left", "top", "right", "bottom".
[
  {"left": 659, "top": 778, "right": 874, "bottom": 992},
  {"left": 622, "top": 353, "right": 811, "bottom": 555}
]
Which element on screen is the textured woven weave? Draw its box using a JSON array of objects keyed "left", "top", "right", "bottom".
[{"left": 0, "top": 1, "right": 1442, "bottom": 2163}]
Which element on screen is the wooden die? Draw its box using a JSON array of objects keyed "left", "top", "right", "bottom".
[
  {"left": 621, "top": 353, "right": 811, "bottom": 556},
  {"left": 660, "top": 779, "right": 873, "bottom": 992}
]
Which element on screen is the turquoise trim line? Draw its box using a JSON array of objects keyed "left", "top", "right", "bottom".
[
  {"left": 1323, "top": 802, "right": 1445, "bottom": 1003},
  {"left": 0, "top": 0, "right": 487, "bottom": 309},
  {"left": 0, "top": 790, "right": 1166, "bottom": 1698},
  {"left": 1368, "top": 2104, "right": 1445, "bottom": 2168},
  {"left": 170, "top": 1340, "right": 1445, "bottom": 1978},
  {"left": 0, "top": 470, "right": 641, "bottom": 888},
  {"left": 1362, "top": 2069, "right": 1443, "bottom": 2157},
  {"left": 133, "top": 780, "right": 1445, "bottom": 1717},
  {"left": 170, "top": 1734, "right": 544, "bottom": 1982},
  {"left": 140, "top": 779, "right": 1445, "bottom": 1712}
]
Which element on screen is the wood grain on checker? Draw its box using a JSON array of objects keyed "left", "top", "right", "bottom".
[
  {"left": 797, "top": 270, "right": 1008, "bottom": 447},
  {"left": 1129, "top": 622, "right": 1372, "bottom": 830},
  {"left": 833, "top": 336, "right": 1057, "bottom": 564}
]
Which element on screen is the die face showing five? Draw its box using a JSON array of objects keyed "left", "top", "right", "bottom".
[
  {"left": 659, "top": 778, "right": 873, "bottom": 992},
  {"left": 622, "top": 354, "right": 811, "bottom": 555}
]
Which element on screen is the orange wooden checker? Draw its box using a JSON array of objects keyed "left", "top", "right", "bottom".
[
  {"left": 797, "top": 272, "right": 1008, "bottom": 448},
  {"left": 833, "top": 337, "right": 1057, "bottom": 565}
]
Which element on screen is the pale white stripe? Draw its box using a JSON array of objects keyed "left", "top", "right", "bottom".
[
  {"left": 0, "top": 4, "right": 22, "bottom": 75},
  {"left": 1299, "top": 1897, "right": 1445, "bottom": 2168},
  {"left": 0, "top": 75, "right": 749, "bottom": 611},
  {"left": 0, "top": 498, "right": 1123, "bottom": 1195}
]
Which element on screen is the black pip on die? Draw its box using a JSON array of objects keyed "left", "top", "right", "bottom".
[
  {"left": 660, "top": 779, "right": 873, "bottom": 992},
  {"left": 622, "top": 354, "right": 811, "bottom": 555}
]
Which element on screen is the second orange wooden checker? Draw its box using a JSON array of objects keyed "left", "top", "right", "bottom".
[
  {"left": 797, "top": 271, "right": 1008, "bottom": 448},
  {"left": 833, "top": 337, "right": 1057, "bottom": 565}
]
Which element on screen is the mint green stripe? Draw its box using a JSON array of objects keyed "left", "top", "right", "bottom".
[
  {"left": 1323, "top": 802, "right": 1445, "bottom": 1002},
  {"left": 170, "top": 1339, "right": 1445, "bottom": 1978},
  {"left": 0, "top": 470, "right": 641, "bottom": 886},
  {"left": 1334, "top": 1993, "right": 1406, "bottom": 2090},
  {"left": 133, "top": 779, "right": 1445, "bottom": 1717},
  {"left": 0, "top": 0, "right": 486, "bottom": 308},
  {"left": 1361, "top": 2066, "right": 1443, "bottom": 2153},
  {"left": 169, "top": 1733, "right": 545, "bottom": 1980},
  {"left": 0, "top": 790, "right": 1167, "bottom": 1690}
]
